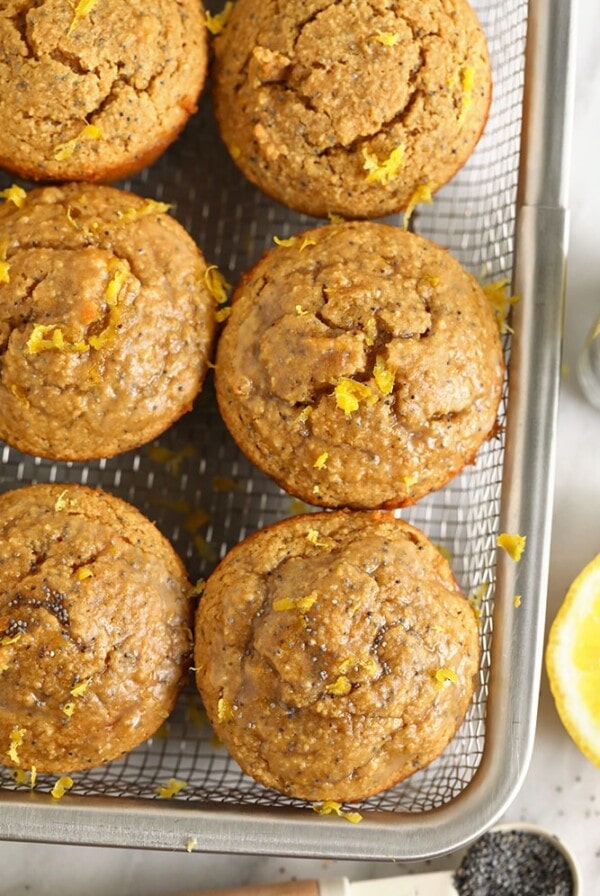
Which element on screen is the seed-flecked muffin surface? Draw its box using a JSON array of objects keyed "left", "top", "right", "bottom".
[
  {"left": 0, "top": 183, "right": 217, "bottom": 460},
  {"left": 212, "top": 0, "right": 492, "bottom": 218},
  {"left": 215, "top": 221, "right": 504, "bottom": 510},
  {"left": 195, "top": 511, "right": 480, "bottom": 801},
  {"left": 0, "top": 0, "right": 208, "bottom": 182},
  {"left": 0, "top": 483, "right": 193, "bottom": 774}
]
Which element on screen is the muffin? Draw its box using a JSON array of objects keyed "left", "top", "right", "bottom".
[
  {"left": 0, "top": 0, "right": 208, "bottom": 182},
  {"left": 0, "top": 483, "right": 193, "bottom": 775},
  {"left": 215, "top": 221, "right": 504, "bottom": 510},
  {"left": 212, "top": 0, "right": 492, "bottom": 218},
  {"left": 195, "top": 511, "right": 480, "bottom": 801},
  {"left": 0, "top": 183, "right": 217, "bottom": 460}
]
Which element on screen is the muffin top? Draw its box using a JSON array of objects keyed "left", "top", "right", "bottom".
[
  {"left": 215, "top": 221, "right": 504, "bottom": 510},
  {"left": 212, "top": 0, "right": 491, "bottom": 218},
  {"left": 195, "top": 511, "right": 480, "bottom": 801},
  {"left": 0, "top": 483, "right": 193, "bottom": 774},
  {"left": 0, "top": 0, "right": 207, "bottom": 181},
  {"left": 0, "top": 183, "right": 217, "bottom": 460}
]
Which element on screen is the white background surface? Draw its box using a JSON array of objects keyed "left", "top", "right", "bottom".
[{"left": 1, "top": 1, "right": 600, "bottom": 893}]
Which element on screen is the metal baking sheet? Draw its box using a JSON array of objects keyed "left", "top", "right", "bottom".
[{"left": 0, "top": 0, "right": 575, "bottom": 860}]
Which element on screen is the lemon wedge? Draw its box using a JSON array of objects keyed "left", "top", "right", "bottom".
[{"left": 545, "top": 554, "right": 600, "bottom": 766}]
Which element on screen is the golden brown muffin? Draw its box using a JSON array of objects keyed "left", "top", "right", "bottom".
[
  {"left": 0, "top": 483, "right": 193, "bottom": 775},
  {"left": 215, "top": 221, "right": 504, "bottom": 510},
  {"left": 0, "top": 183, "right": 217, "bottom": 460},
  {"left": 212, "top": 0, "right": 492, "bottom": 218},
  {"left": 195, "top": 510, "right": 480, "bottom": 802},
  {"left": 0, "top": 0, "right": 207, "bottom": 182}
]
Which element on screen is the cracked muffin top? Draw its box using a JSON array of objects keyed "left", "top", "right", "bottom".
[
  {"left": 0, "top": 183, "right": 217, "bottom": 460},
  {"left": 0, "top": 0, "right": 207, "bottom": 182},
  {"left": 0, "top": 483, "right": 193, "bottom": 774},
  {"left": 215, "top": 221, "right": 504, "bottom": 510},
  {"left": 212, "top": 0, "right": 492, "bottom": 218},
  {"left": 195, "top": 510, "right": 480, "bottom": 801}
]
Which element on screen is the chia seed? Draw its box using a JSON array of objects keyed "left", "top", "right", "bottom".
[{"left": 454, "top": 830, "right": 574, "bottom": 896}]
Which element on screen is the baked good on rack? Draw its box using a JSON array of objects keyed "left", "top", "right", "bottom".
[
  {"left": 211, "top": 0, "right": 492, "bottom": 218},
  {"left": 0, "top": 183, "right": 217, "bottom": 460},
  {"left": 0, "top": 0, "right": 207, "bottom": 182},
  {"left": 195, "top": 510, "right": 480, "bottom": 801},
  {"left": 0, "top": 483, "right": 193, "bottom": 775},
  {"left": 214, "top": 221, "right": 504, "bottom": 510}
]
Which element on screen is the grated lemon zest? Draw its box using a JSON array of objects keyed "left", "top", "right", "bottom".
[
  {"left": 62, "top": 702, "right": 76, "bottom": 717},
  {"left": 307, "top": 528, "right": 329, "bottom": 548},
  {"left": 0, "top": 260, "right": 10, "bottom": 283},
  {"left": 205, "top": 1, "right": 233, "bottom": 35},
  {"left": 192, "top": 578, "right": 206, "bottom": 597},
  {"left": 328, "top": 213, "right": 344, "bottom": 224},
  {"left": 51, "top": 776, "right": 74, "bottom": 799},
  {"left": 185, "top": 838, "right": 198, "bottom": 853},
  {"left": 296, "top": 592, "right": 318, "bottom": 612},
  {"left": 67, "top": 0, "right": 97, "bottom": 35},
  {"left": 482, "top": 279, "right": 521, "bottom": 334},
  {"left": 273, "top": 235, "right": 297, "bottom": 248},
  {"left": 497, "top": 532, "right": 527, "bottom": 562},
  {"left": 116, "top": 199, "right": 172, "bottom": 222},
  {"left": 297, "top": 406, "right": 313, "bottom": 425},
  {"left": 70, "top": 678, "right": 91, "bottom": 697},
  {"left": 435, "top": 667, "right": 458, "bottom": 685},
  {"left": 0, "top": 185, "right": 27, "bottom": 208},
  {"left": 7, "top": 728, "right": 25, "bottom": 763},
  {"left": 217, "top": 697, "right": 235, "bottom": 723},
  {"left": 10, "top": 383, "right": 30, "bottom": 407},
  {"left": 295, "top": 304, "right": 309, "bottom": 315},
  {"left": 54, "top": 123, "right": 102, "bottom": 161},
  {"left": 402, "top": 474, "right": 419, "bottom": 487},
  {"left": 1, "top": 633, "right": 21, "bottom": 646},
  {"left": 326, "top": 675, "right": 352, "bottom": 696},
  {"left": 215, "top": 306, "right": 231, "bottom": 323},
  {"left": 76, "top": 566, "right": 93, "bottom": 580},
  {"left": 11, "top": 766, "right": 36, "bottom": 788},
  {"left": 468, "top": 583, "right": 487, "bottom": 625},
  {"left": 373, "top": 355, "right": 395, "bottom": 395},
  {"left": 314, "top": 452, "right": 329, "bottom": 469},
  {"left": 362, "top": 144, "right": 405, "bottom": 184},
  {"left": 300, "top": 237, "right": 317, "bottom": 251},
  {"left": 403, "top": 182, "right": 433, "bottom": 230},
  {"left": 312, "top": 801, "right": 363, "bottom": 823},
  {"left": 204, "top": 264, "right": 231, "bottom": 304},
  {"left": 155, "top": 778, "right": 187, "bottom": 799},
  {"left": 514, "top": 595, "right": 522, "bottom": 608},
  {"left": 273, "top": 597, "right": 296, "bottom": 612},
  {"left": 364, "top": 317, "right": 377, "bottom": 346},
  {"left": 371, "top": 31, "right": 400, "bottom": 47},
  {"left": 334, "top": 378, "right": 376, "bottom": 415}
]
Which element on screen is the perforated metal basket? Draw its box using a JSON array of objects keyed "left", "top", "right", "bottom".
[{"left": 0, "top": 0, "right": 576, "bottom": 860}]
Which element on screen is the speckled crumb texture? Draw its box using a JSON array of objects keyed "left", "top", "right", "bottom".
[
  {"left": 0, "top": 0, "right": 208, "bottom": 182},
  {"left": 0, "top": 483, "right": 193, "bottom": 775},
  {"left": 212, "top": 0, "right": 492, "bottom": 218},
  {"left": 195, "top": 510, "right": 480, "bottom": 802},
  {"left": 0, "top": 183, "right": 217, "bottom": 460},
  {"left": 215, "top": 221, "right": 504, "bottom": 510}
]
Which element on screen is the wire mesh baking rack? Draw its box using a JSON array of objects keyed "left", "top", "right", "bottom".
[{"left": 0, "top": 0, "right": 576, "bottom": 861}]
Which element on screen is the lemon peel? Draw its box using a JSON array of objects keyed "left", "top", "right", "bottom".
[{"left": 546, "top": 554, "right": 600, "bottom": 767}]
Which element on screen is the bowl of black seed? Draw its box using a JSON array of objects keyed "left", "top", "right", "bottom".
[{"left": 453, "top": 823, "right": 580, "bottom": 896}]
